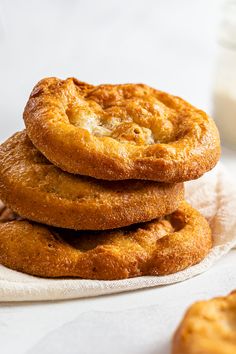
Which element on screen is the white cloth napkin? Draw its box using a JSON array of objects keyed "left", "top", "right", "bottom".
[{"left": 0, "top": 163, "right": 235, "bottom": 302}]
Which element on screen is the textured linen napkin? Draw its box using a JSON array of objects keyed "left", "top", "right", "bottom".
[{"left": 0, "top": 163, "right": 235, "bottom": 302}]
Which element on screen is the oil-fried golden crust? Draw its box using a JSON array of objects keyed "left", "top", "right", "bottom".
[
  {"left": 23, "top": 77, "right": 221, "bottom": 182},
  {"left": 172, "top": 291, "right": 236, "bottom": 354},
  {"left": 0, "top": 131, "right": 184, "bottom": 230},
  {"left": 0, "top": 201, "right": 212, "bottom": 280}
]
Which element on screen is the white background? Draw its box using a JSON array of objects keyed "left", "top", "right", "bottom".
[
  {"left": 0, "top": 0, "right": 222, "bottom": 141},
  {"left": 0, "top": 1, "right": 236, "bottom": 354}
]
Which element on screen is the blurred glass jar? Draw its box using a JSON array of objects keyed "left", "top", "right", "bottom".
[{"left": 213, "top": 0, "right": 236, "bottom": 149}]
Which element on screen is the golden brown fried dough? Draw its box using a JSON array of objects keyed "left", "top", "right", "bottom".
[
  {"left": 24, "top": 77, "right": 220, "bottom": 181},
  {"left": 172, "top": 291, "right": 236, "bottom": 354},
  {"left": 0, "top": 201, "right": 212, "bottom": 280},
  {"left": 0, "top": 131, "right": 184, "bottom": 230}
]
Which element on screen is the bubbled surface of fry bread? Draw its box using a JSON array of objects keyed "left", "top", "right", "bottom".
[{"left": 23, "top": 77, "right": 220, "bottom": 181}]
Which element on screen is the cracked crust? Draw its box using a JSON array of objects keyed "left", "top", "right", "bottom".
[
  {"left": 0, "top": 131, "right": 184, "bottom": 230},
  {"left": 0, "top": 201, "right": 212, "bottom": 280},
  {"left": 172, "top": 291, "right": 236, "bottom": 354},
  {"left": 23, "top": 77, "right": 220, "bottom": 181}
]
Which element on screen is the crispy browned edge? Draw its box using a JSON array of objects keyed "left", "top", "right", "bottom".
[
  {"left": 0, "top": 131, "right": 184, "bottom": 230},
  {"left": 23, "top": 77, "right": 221, "bottom": 182},
  {"left": 0, "top": 201, "right": 212, "bottom": 280}
]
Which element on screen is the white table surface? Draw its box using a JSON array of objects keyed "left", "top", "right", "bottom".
[{"left": 1, "top": 1, "right": 236, "bottom": 353}]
